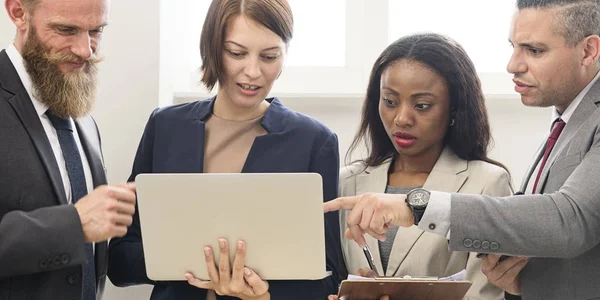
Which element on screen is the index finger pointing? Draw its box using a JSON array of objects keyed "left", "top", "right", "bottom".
[{"left": 324, "top": 196, "right": 361, "bottom": 213}]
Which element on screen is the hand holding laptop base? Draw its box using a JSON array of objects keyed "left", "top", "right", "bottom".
[{"left": 185, "top": 238, "right": 270, "bottom": 300}]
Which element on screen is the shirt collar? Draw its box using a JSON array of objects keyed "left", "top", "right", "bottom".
[
  {"left": 6, "top": 43, "right": 49, "bottom": 117},
  {"left": 552, "top": 69, "right": 600, "bottom": 124}
]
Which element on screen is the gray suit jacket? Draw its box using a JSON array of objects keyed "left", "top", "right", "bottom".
[
  {"left": 0, "top": 50, "right": 108, "bottom": 299},
  {"left": 340, "top": 148, "right": 510, "bottom": 300},
  {"left": 449, "top": 78, "right": 600, "bottom": 300}
]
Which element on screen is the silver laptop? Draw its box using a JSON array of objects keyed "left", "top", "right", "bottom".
[{"left": 135, "top": 173, "right": 328, "bottom": 281}]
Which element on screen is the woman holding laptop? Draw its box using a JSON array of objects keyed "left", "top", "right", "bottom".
[
  {"left": 107, "top": 0, "right": 344, "bottom": 299},
  {"left": 331, "top": 33, "right": 512, "bottom": 300}
]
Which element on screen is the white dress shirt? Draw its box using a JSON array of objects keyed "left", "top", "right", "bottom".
[
  {"left": 6, "top": 43, "right": 94, "bottom": 203},
  {"left": 418, "top": 69, "right": 600, "bottom": 238}
]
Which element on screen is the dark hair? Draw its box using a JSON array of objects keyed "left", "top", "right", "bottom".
[
  {"left": 347, "top": 33, "right": 508, "bottom": 173},
  {"left": 517, "top": 0, "right": 600, "bottom": 46},
  {"left": 199, "top": 0, "right": 293, "bottom": 90}
]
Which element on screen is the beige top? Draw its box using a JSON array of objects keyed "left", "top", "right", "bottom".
[
  {"left": 203, "top": 112, "right": 266, "bottom": 300},
  {"left": 203, "top": 113, "right": 267, "bottom": 173}
]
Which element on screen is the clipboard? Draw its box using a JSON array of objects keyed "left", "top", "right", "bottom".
[{"left": 337, "top": 278, "right": 472, "bottom": 300}]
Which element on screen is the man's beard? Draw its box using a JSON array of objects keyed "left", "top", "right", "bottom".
[{"left": 21, "top": 26, "right": 103, "bottom": 119}]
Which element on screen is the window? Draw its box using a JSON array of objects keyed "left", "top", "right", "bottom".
[
  {"left": 287, "top": 0, "right": 346, "bottom": 66},
  {"left": 164, "top": 0, "right": 347, "bottom": 96},
  {"left": 388, "top": 0, "right": 517, "bottom": 73},
  {"left": 170, "top": 0, "right": 345, "bottom": 75},
  {"left": 164, "top": 0, "right": 520, "bottom": 98},
  {"left": 171, "top": 0, "right": 211, "bottom": 80}
]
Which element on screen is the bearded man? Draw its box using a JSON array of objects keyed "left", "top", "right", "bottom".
[{"left": 0, "top": 0, "right": 137, "bottom": 299}]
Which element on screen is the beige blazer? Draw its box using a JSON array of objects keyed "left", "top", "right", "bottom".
[{"left": 339, "top": 147, "right": 513, "bottom": 300}]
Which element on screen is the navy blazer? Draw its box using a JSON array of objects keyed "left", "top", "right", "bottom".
[{"left": 108, "top": 97, "right": 344, "bottom": 300}]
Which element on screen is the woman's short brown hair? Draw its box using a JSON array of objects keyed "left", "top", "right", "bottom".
[{"left": 199, "top": 0, "right": 294, "bottom": 90}]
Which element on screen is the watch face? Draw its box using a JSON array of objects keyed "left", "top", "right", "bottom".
[{"left": 408, "top": 189, "right": 429, "bottom": 206}]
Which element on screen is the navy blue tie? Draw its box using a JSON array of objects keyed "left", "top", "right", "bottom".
[{"left": 46, "top": 111, "right": 96, "bottom": 300}]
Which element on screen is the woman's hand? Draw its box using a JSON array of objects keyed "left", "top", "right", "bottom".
[
  {"left": 185, "top": 238, "right": 270, "bottom": 300},
  {"left": 355, "top": 267, "right": 379, "bottom": 278}
]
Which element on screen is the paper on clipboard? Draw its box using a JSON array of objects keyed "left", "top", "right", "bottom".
[
  {"left": 346, "top": 269, "right": 466, "bottom": 281},
  {"left": 338, "top": 270, "right": 471, "bottom": 300},
  {"left": 439, "top": 269, "right": 466, "bottom": 281}
]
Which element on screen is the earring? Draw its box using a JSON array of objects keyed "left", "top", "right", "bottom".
[{"left": 450, "top": 118, "right": 455, "bottom": 126}]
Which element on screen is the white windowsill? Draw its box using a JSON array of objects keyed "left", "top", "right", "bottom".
[{"left": 172, "top": 92, "right": 520, "bottom": 108}]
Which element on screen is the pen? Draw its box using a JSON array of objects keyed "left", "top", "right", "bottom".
[{"left": 362, "top": 244, "right": 380, "bottom": 277}]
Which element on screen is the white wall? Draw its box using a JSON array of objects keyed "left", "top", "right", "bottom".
[
  {"left": 95, "top": 0, "right": 159, "bottom": 298},
  {"left": 1, "top": 2, "right": 551, "bottom": 300}
]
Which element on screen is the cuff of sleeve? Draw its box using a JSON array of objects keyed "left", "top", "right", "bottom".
[{"left": 417, "top": 191, "right": 451, "bottom": 238}]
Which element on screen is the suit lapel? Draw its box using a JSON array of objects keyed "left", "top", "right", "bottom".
[
  {"left": 536, "top": 81, "right": 600, "bottom": 193},
  {"left": 7, "top": 92, "right": 68, "bottom": 205},
  {"left": 386, "top": 148, "right": 467, "bottom": 276},
  {"left": 241, "top": 132, "right": 285, "bottom": 172},
  {"left": 422, "top": 148, "right": 468, "bottom": 193},
  {"left": 152, "top": 99, "right": 211, "bottom": 174},
  {"left": 75, "top": 116, "right": 107, "bottom": 187},
  {"left": 2, "top": 49, "right": 67, "bottom": 204},
  {"left": 172, "top": 119, "right": 205, "bottom": 173},
  {"left": 354, "top": 161, "right": 389, "bottom": 275},
  {"left": 241, "top": 98, "right": 289, "bottom": 173}
]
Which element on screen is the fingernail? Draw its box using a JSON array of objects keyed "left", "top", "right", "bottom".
[
  {"left": 238, "top": 241, "right": 244, "bottom": 250},
  {"left": 204, "top": 247, "right": 211, "bottom": 256},
  {"left": 219, "top": 239, "right": 226, "bottom": 249},
  {"left": 244, "top": 267, "right": 251, "bottom": 276}
]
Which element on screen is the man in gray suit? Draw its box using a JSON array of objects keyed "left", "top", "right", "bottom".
[
  {"left": 0, "top": 0, "right": 136, "bottom": 299},
  {"left": 325, "top": 0, "right": 600, "bottom": 299}
]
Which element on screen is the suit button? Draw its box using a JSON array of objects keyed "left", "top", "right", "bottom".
[
  {"left": 67, "top": 274, "right": 80, "bottom": 285},
  {"left": 39, "top": 259, "right": 48, "bottom": 269},
  {"left": 490, "top": 242, "right": 500, "bottom": 250},
  {"left": 463, "top": 239, "right": 473, "bottom": 248},
  {"left": 428, "top": 223, "right": 436, "bottom": 230},
  {"left": 472, "top": 240, "right": 482, "bottom": 249},
  {"left": 61, "top": 254, "right": 70, "bottom": 265},
  {"left": 481, "top": 241, "right": 490, "bottom": 250},
  {"left": 53, "top": 256, "right": 61, "bottom": 266}
]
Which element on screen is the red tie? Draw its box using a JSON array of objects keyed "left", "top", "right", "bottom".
[{"left": 532, "top": 119, "right": 566, "bottom": 193}]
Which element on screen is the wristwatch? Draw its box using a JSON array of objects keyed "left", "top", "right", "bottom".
[{"left": 405, "top": 188, "right": 430, "bottom": 225}]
